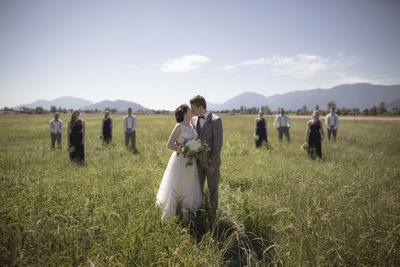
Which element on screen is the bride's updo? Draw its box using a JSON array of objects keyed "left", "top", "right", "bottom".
[{"left": 175, "top": 104, "right": 189, "bottom": 123}]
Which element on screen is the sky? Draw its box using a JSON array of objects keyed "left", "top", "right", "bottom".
[{"left": 1, "top": 0, "right": 400, "bottom": 110}]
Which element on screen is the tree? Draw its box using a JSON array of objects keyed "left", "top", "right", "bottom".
[
  {"left": 315, "top": 104, "right": 319, "bottom": 111},
  {"left": 391, "top": 107, "right": 400, "bottom": 116},
  {"left": 349, "top": 108, "right": 361, "bottom": 116},
  {"left": 35, "top": 106, "right": 45, "bottom": 114},
  {"left": 327, "top": 101, "right": 336, "bottom": 110},
  {"left": 369, "top": 106, "right": 377, "bottom": 116},
  {"left": 378, "top": 102, "right": 387, "bottom": 114},
  {"left": 50, "top": 105, "right": 57, "bottom": 113},
  {"left": 261, "top": 105, "right": 272, "bottom": 115},
  {"left": 363, "top": 108, "right": 369, "bottom": 116},
  {"left": 340, "top": 107, "right": 349, "bottom": 115}
]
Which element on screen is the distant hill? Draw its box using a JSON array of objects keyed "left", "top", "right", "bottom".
[
  {"left": 208, "top": 92, "right": 270, "bottom": 111},
  {"left": 16, "top": 96, "right": 93, "bottom": 110},
  {"left": 208, "top": 83, "right": 400, "bottom": 111},
  {"left": 80, "top": 100, "right": 146, "bottom": 112},
  {"left": 15, "top": 97, "right": 146, "bottom": 111},
  {"left": 387, "top": 98, "right": 400, "bottom": 110}
]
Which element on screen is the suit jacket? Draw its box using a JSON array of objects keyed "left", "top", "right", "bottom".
[{"left": 192, "top": 112, "right": 223, "bottom": 169}]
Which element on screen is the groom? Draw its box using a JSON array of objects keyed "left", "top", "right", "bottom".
[{"left": 190, "top": 95, "right": 223, "bottom": 212}]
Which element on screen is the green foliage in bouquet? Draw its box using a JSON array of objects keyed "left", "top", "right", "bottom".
[{"left": 177, "top": 139, "right": 210, "bottom": 168}]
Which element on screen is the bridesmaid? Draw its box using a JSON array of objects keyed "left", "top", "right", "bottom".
[
  {"left": 102, "top": 110, "right": 112, "bottom": 144},
  {"left": 67, "top": 110, "right": 85, "bottom": 163},
  {"left": 254, "top": 110, "right": 268, "bottom": 148},
  {"left": 305, "top": 111, "right": 325, "bottom": 159}
]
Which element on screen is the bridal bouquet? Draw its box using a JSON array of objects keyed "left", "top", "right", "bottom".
[
  {"left": 177, "top": 139, "right": 210, "bottom": 168},
  {"left": 301, "top": 142, "right": 309, "bottom": 150},
  {"left": 254, "top": 134, "right": 259, "bottom": 142}
]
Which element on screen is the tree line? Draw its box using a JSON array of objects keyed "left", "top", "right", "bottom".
[
  {"left": 1, "top": 101, "right": 399, "bottom": 116},
  {"left": 215, "top": 101, "right": 399, "bottom": 116}
]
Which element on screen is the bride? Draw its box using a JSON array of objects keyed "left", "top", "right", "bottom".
[{"left": 156, "top": 104, "right": 202, "bottom": 222}]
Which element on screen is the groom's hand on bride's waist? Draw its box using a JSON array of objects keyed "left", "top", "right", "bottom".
[{"left": 207, "top": 167, "right": 215, "bottom": 177}]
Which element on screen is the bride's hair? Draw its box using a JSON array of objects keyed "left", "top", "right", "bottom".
[{"left": 175, "top": 104, "right": 188, "bottom": 123}]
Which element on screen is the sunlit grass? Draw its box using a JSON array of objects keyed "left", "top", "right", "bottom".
[{"left": 1, "top": 114, "right": 399, "bottom": 266}]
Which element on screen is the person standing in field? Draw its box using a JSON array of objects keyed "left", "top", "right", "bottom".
[
  {"left": 274, "top": 108, "right": 291, "bottom": 142},
  {"left": 305, "top": 111, "right": 325, "bottom": 159},
  {"left": 67, "top": 110, "right": 85, "bottom": 164},
  {"left": 156, "top": 104, "right": 202, "bottom": 223},
  {"left": 325, "top": 106, "right": 339, "bottom": 141},
  {"left": 254, "top": 110, "right": 268, "bottom": 148},
  {"left": 190, "top": 95, "right": 223, "bottom": 214},
  {"left": 123, "top": 108, "right": 138, "bottom": 153},
  {"left": 49, "top": 112, "right": 63, "bottom": 149},
  {"left": 101, "top": 110, "right": 113, "bottom": 144}
]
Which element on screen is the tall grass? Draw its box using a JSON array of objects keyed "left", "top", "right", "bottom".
[{"left": 1, "top": 114, "right": 399, "bottom": 266}]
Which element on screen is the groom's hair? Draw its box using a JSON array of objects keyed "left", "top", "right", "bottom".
[
  {"left": 190, "top": 95, "right": 207, "bottom": 109},
  {"left": 175, "top": 104, "right": 189, "bottom": 123}
]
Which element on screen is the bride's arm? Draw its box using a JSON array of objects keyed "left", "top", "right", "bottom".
[{"left": 167, "top": 124, "right": 181, "bottom": 151}]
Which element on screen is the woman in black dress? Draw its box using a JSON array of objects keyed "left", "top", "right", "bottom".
[
  {"left": 102, "top": 111, "right": 112, "bottom": 144},
  {"left": 305, "top": 111, "right": 325, "bottom": 159},
  {"left": 255, "top": 110, "right": 268, "bottom": 148},
  {"left": 67, "top": 110, "right": 85, "bottom": 163}
]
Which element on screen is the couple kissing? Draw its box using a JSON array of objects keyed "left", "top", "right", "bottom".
[{"left": 156, "top": 95, "right": 223, "bottom": 223}]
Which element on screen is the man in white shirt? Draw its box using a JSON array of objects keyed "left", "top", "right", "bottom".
[
  {"left": 325, "top": 107, "right": 339, "bottom": 141},
  {"left": 123, "top": 108, "right": 138, "bottom": 152},
  {"left": 274, "top": 108, "right": 291, "bottom": 142},
  {"left": 49, "top": 112, "right": 63, "bottom": 149}
]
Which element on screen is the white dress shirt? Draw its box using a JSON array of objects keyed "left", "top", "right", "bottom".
[
  {"left": 123, "top": 115, "right": 137, "bottom": 132},
  {"left": 325, "top": 113, "right": 339, "bottom": 129},
  {"left": 49, "top": 119, "right": 63, "bottom": 133},
  {"left": 274, "top": 114, "right": 291, "bottom": 128},
  {"left": 199, "top": 110, "right": 211, "bottom": 128}
]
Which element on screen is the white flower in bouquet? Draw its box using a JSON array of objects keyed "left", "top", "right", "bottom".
[
  {"left": 67, "top": 145, "right": 76, "bottom": 153},
  {"left": 177, "top": 139, "right": 210, "bottom": 168},
  {"left": 186, "top": 139, "right": 202, "bottom": 152},
  {"left": 301, "top": 142, "right": 309, "bottom": 150},
  {"left": 254, "top": 134, "right": 259, "bottom": 142}
]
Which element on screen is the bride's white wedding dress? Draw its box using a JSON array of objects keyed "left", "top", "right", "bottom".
[{"left": 156, "top": 123, "right": 203, "bottom": 222}]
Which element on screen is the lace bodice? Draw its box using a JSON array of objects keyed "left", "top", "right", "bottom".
[{"left": 176, "top": 123, "right": 197, "bottom": 145}]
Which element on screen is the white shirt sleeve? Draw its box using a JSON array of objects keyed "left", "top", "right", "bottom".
[
  {"left": 59, "top": 121, "right": 63, "bottom": 132},
  {"left": 49, "top": 120, "right": 54, "bottom": 133},
  {"left": 325, "top": 115, "right": 329, "bottom": 127},
  {"left": 132, "top": 116, "right": 137, "bottom": 130},
  {"left": 335, "top": 115, "right": 339, "bottom": 129},
  {"left": 123, "top": 117, "right": 127, "bottom": 131},
  {"left": 274, "top": 116, "right": 278, "bottom": 128},
  {"left": 286, "top": 116, "right": 291, "bottom": 128}
]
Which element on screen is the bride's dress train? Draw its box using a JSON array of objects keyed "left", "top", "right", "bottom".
[{"left": 156, "top": 123, "right": 202, "bottom": 222}]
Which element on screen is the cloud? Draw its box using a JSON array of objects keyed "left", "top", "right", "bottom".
[
  {"left": 161, "top": 55, "right": 210, "bottom": 73},
  {"left": 222, "top": 65, "right": 235, "bottom": 71},
  {"left": 240, "top": 54, "right": 329, "bottom": 78},
  {"left": 241, "top": 58, "right": 267, "bottom": 65}
]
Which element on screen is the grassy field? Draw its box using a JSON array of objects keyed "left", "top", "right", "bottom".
[{"left": 1, "top": 114, "right": 399, "bottom": 266}]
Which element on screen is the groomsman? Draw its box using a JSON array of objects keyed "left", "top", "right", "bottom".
[
  {"left": 123, "top": 108, "right": 138, "bottom": 152},
  {"left": 49, "top": 112, "right": 63, "bottom": 149},
  {"left": 274, "top": 108, "right": 291, "bottom": 142},
  {"left": 325, "top": 107, "right": 339, "bottom": 141}
]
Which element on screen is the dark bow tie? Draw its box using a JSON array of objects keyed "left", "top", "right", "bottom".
[{"left": 198, "top": 115, "right": 205, "bottom": 119}]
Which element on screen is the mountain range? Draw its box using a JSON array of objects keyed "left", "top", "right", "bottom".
[
  {"left": 16, "top": 97, "right": 145, "bottom": 112},
  {"left": 208, "top": 83, "right": 400, "bottom": 111},
  {"left": 13, "top": 83, "right": 400, "bottom": 112}
]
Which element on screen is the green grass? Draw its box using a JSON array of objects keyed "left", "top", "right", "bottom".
[{"left": 1, "top": 114, "right": 399, "bottom": 266}]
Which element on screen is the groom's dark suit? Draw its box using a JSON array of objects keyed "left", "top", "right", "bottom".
[{"left": 192, "top": 112, "right": 223, "bottom": 210}]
